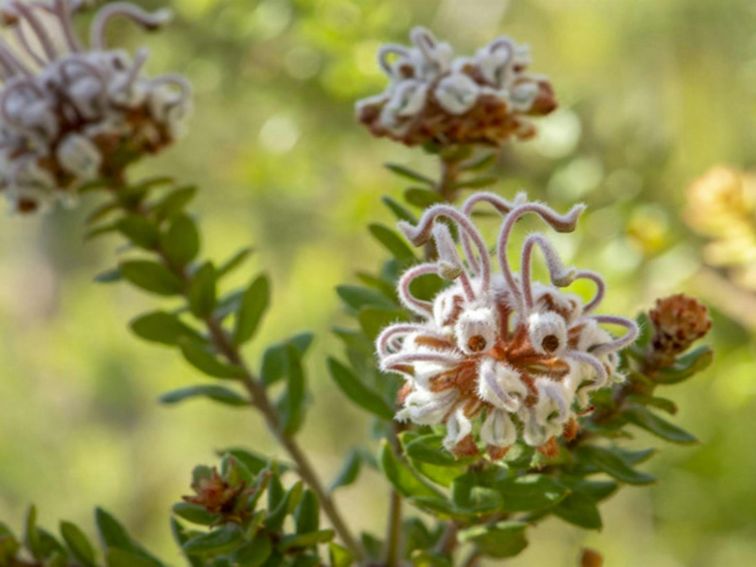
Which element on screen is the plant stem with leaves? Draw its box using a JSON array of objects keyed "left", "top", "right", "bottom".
[{"left": 95, "top": 175, "right": 363, "bottom": 561}]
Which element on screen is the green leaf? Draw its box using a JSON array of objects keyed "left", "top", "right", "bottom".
[
  {"left": 117, "top": 216, "right": 159, "bottom": 249},
  {"left": 172, "top": 503, "right": 217, "bottom": 526},
  {"left": 452, "top": 176, "right": 498, "bottom": 190},
  {"left": 624, "top": 405, "right": 698, "bottom": 444},
  {"left": 266, "top": 481, "right": 303, "bottom": 532},
  {"left": 336, "top": 285, "right": 394, "bottom": 311},
  {"left": 24, "top": 505, "right": 42, "bottom": 559},
  {"left": 260, "top": 333, "right": 314, "bottom": 386},
  {"left": 60, "top": 521, "right": 96, "bottom": 566},
  {"left": 153, "top": 185, "right": 197, "bottom": 219},
  {"left": 385, "top": 163, "right": 435, "bottom": 186},
  {"left": 234, "top": 274, "right": 271, "bottom": 345},
  {"left": 278, "top": 530, "right": 334, "bottom": 552},
  {"left": 369, "top": 224, "right": 416, "bottom": 263},
  {"left": 279, "top": 345, "right": 306, "bottom": 435},
  {"left": 36, "top": 528, "right": 66, "bottom": 561},
  {"left": 179, "top": 340, "right": 244, "bottom": 379},
  {"left": 655, "top": 346, "right": 713, "bottom": 384},
  {"left": 218, "top": 448, "right": 273, "bottom": 475},
  {"left": 233, "top": 533, "right": 272, "bottom": 567},
  {"left": 451, "top": 476, "right": 504, "bottom": 515},
  {"left": 218, "top": 247, "right": 255, "bottom": 279},
  {"left": 567, "top": 479, "right": 619, "bottom": 503},
  {"left": 413, "top": 460, "right": 467, "bottom": 489},
  {"left": 130, "top": 311, "right": 201, "bottom": 346},
  {"left": 327, "top": 358, "right": 394, "bottom": 420},
  {"left": 578, "top": 445, "right": 656, "bottom": 485},
  {"left": 458, "top": 521, "right": 528, "bottom": 559},
  {"left": 120, "top": 260, "right": 184, "bottom": 296},
  {"left": 461, "top": 152, "right": 496, "bottom": 171},
  {"left": 358, "top": 306, "right": 410, "bottom": 340},
  {"left": 95, "top": 508, "right": 159, "bottom": 563},
  {"left": 409, "top": 549, "right": 452, "bottom": 567},
  {"left": 379, "top": 441, "right": 444, "bottom": 501},
  {"left": 493, "top": 474, "right": 568, "bottom": 512},
  {"left": 159, "top": 385, "right": 249, "bottom": 407},
  {"left": 106, "top": 549, "right": 161, "bottom": 567},
  {"left": 188, "top": 263, "right": 217, "bottom": 318},
  {"left": 183, "top": 524, "right": 243, "bottom": 556},
  {"left": 627, "top": 394, "right": 678, "bottom": 414},
  {"left": 328, "top": 543, "right": 354, "bottom": 567},
  {"left": 356, "top": 272, "right": 396, "bottom": 300},
  {"left": 294, "top": 490, "right": 320, "bottom": 534},
  {"left": 382, "top": 196, "right": 416, "bottom": 223},
  {"left": 553, "top": 492, "right": 602, "bottom": 530},
  {"left": 329, "top": 449, "right": 362, "bottom": 492},
  {"left": 161, "top": 214, "right": 200, "bottom": 267},
  {"left": 169, "top": 519, "right": 202, "bottom": 567},
  {"left": 403, "top": 434, "right": 468, "bottom": 467},
  {"left": 404, "top": 188, "right": 442, "bottom": 208},
  {"left": 220, "top": 454, "right": 254, "bottom": 487}
]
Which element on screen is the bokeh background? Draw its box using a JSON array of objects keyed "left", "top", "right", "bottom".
[{"left": 1, "top": 0, "right": 755, "bottom": 565}]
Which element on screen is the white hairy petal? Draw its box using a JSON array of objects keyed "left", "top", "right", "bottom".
[
  {"left": 455, "top": 306, "right": 497, "bottom": 355},
  {"left": 533, "top": 377, "right": 572, "bottom": 426},
  {"left": 480, "top": 409, "right": 517, "bottom": 448},
  {"left": 476, "top": 358, "right": 526, "bottom": 411},
  {"left": 56, "top": 134, "right": 101, "bottom": 179},
  {"left": 443, "top": 407, "right": 472, "bottom": 451},
  {"left": 509, "top": 81, "right": 539, "bottom": 111},
  {"left": 528, "top": 311, "right": 568, "bottom": 355},
  {"left": 397, "top": 387, "right": 457, "bottom": 426},
  {"left": 434, "top": 73, "right": 479, "bottom": 115}
]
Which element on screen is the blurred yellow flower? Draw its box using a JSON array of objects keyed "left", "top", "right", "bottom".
[{"left": 685, "top": 166, "right": 756, "bottom": 291}]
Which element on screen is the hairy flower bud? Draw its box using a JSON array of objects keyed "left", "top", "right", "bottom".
[{"left": 649, "top": 294, "right": 712, "bottom": 359}]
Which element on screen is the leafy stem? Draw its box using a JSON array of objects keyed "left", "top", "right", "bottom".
[{"left": 101, "top": 177, "right": 364, "bottom": 561}]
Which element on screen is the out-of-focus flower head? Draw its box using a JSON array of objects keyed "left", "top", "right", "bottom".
[
  {"left": 376, "top": 192, "right": 637, "bottom": 459},
  {"left": 685, "top": 166, "right": 756, "bottom": 290},
  {"left": 649, "top": 294, "right": 711, "bottom": 360},
  {"left": 0, "top": 0, "right": 191, "bottom": 214},
  {"left": 356, "top": 27, "right": 556, "bottom": 147}
]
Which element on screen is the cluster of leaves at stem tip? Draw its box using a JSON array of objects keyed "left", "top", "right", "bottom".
[{"left": 0, "top": 11, "right": 717, "bottom": 567}]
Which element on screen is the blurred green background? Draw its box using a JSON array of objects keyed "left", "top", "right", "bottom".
[{"left": 1, "top": 0, "right": 755, "bottom": 565}]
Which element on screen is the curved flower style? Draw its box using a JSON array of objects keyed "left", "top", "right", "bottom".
[
  {"left": 0, "top": 0, "right": 191, "bottom": 213},
  {"left": 376, "top": 192, "right": 638, "bottom": 459},
  {"left": 356, "top": 27, "right": 556, "bottom": 147}
]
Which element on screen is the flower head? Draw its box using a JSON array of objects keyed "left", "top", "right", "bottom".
[
  {"left": 376, "top": 192, "right": 638, "bottom": 458},
  {"left": 356, "top": 27, "right": 556, "bottom": 147},
  {"left": 0, "top": 0, "right": 191, "bottom": 213}
]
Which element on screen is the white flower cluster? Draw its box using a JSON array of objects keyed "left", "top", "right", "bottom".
[
  {"left": 0, "top": 0, "right": 191, "bottom": 213},
  {"left": 377, "top": 192, "right": 638, "bottom": 457},
  {"left": 357, "top": 27, "right": 555, "bottom": 146}
]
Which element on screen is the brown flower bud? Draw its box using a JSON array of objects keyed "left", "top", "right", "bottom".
[
  {"left": 649, "top": 294, "right": 712, "bottom": 358},
  {"left": 183, "top": 468, "right": 244, "bottom": 516},
  {"left": 580, "top": 548, "right": 604, "bottom": 567}
]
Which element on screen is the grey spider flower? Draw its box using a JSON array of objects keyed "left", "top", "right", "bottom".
[
  {"left": 356, "top": 27, "right": 556, "bottom": 147},
  {"left": 376, "top": 192, "right": 638, "bottom": 459},
  {"left": 0, "top": 0, "right": 191, "bottom": 213}
]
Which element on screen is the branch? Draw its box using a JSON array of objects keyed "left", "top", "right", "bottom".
[{"left": 106, "top": 181, "right": 364, "bottom": 561}]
